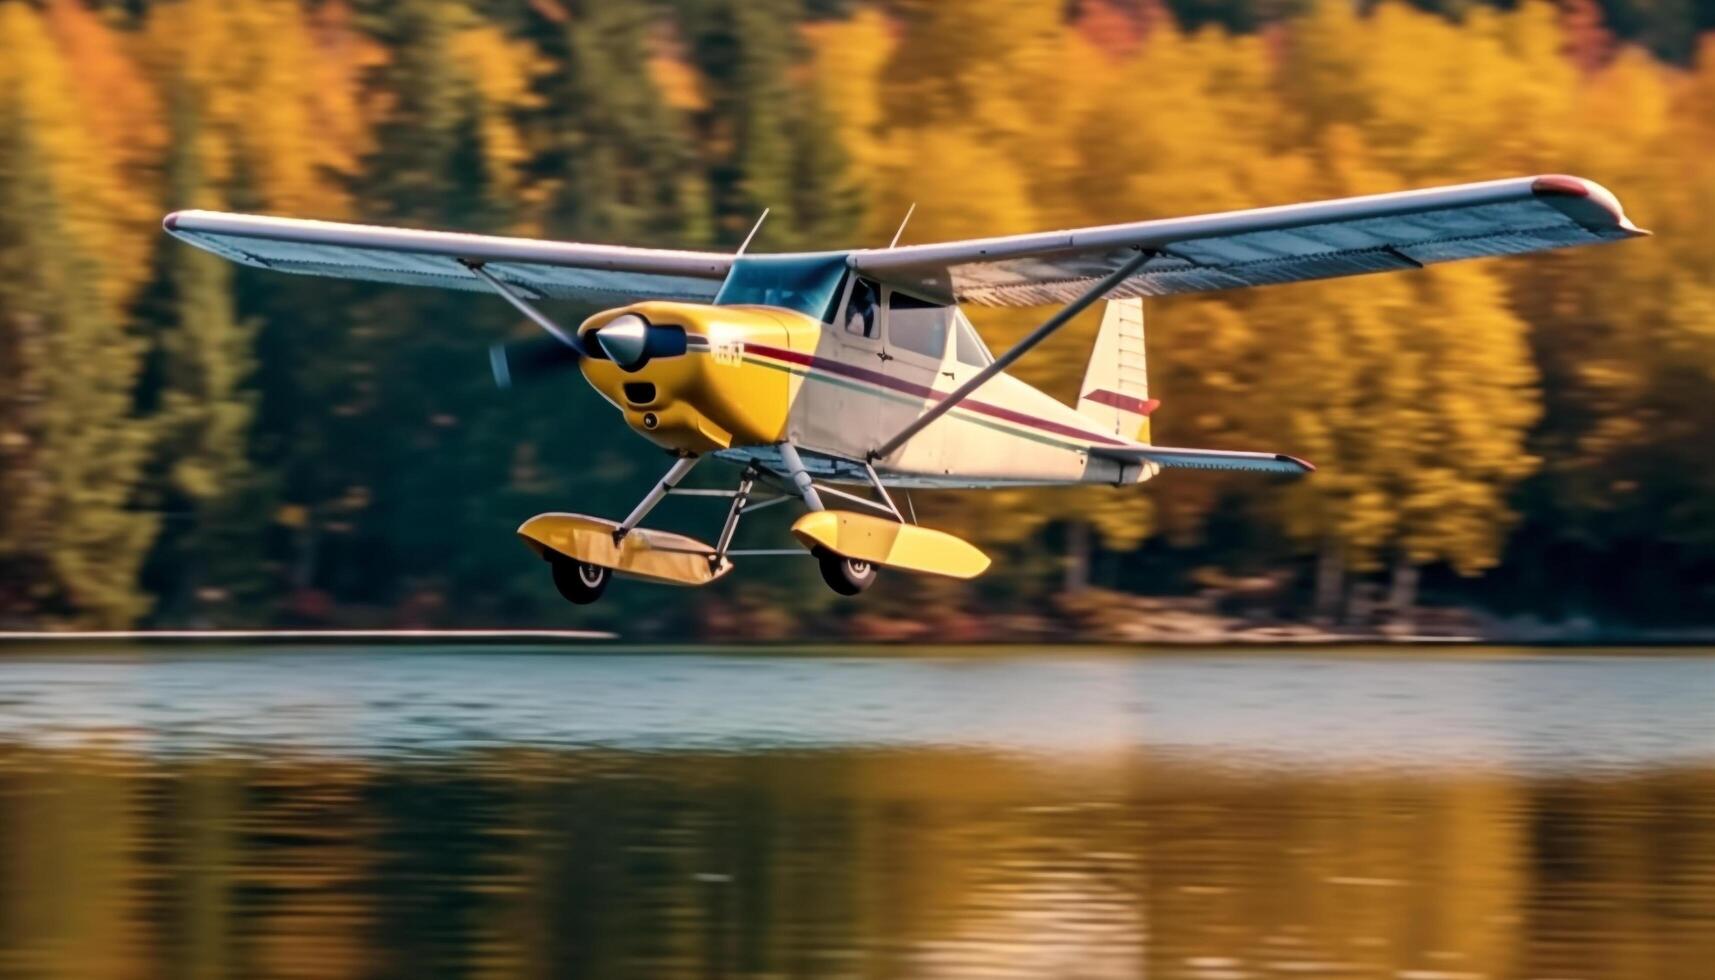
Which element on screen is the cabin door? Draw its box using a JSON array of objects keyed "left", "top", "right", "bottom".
[
  {"left": 878, "top": 287, "right": 957, "bottom": 466},
  {"left": 797, "top": 274, "right": 883, "bottom": 458}
]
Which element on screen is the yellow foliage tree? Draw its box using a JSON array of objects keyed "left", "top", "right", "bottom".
[
  {"left": 0, "top": 3, "right": 157, "bottom": 625},
  {"left": 447, "top": 19, "right": 547, "bottom": 216},
  {"left": 810, "top": 0, "right": 1566, "bottom": 611},
  {"left": 140, "top": 0, "right": 379, "bottom": 217}
]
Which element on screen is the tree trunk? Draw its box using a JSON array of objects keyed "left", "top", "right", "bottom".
[
  {"left": 292, "top": 520, "right": 319, "bottom": 592},
  {"left": 1388, "top": 557, "right": 1420, "bottom": 618},
  {"left": 1314, "top": 536, "right": 1345, "bottom": 624},
  {"left": 1063, "top": 519, "right": 1091, "bottom": 594}
]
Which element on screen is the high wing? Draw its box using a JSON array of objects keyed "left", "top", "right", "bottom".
[
  {"left": 163, "top": 210, "right": 733, "bottom": 304},
  {"left": 1092, "top": 446, "right": 1315, "bottom": 475},
  {"left": 849, "top": 175, "right": 1646, "bottom": 306}
]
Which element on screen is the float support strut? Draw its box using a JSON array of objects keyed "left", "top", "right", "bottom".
[
  {"left": 776, "top": 442, "right": 824, "bottom": 512},
  {"left": 616, "top": 455, "right": 699, "bottom": 542},
  {"left": 713, "top": 467, "right": 757, "bottom": 564},
  {"left": 862, "top": 461, "right": 903, "bottom": 521}
]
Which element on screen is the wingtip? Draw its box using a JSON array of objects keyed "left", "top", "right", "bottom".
[
  {"left": 162, "top": 211, "right": 181, "bottom": 232},
  {"left": 1532, "top": 174, "right": 1645, "bottom": 236},
  {"left": 1279, "top": 454, "right": 1316, "bottom": 473}
]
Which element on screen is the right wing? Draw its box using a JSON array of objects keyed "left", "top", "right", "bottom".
[
  {"left": 164, "top": 210, "right": 734, "bottom": 304},
  {"left": 1094, "top": 445, "right": 1316, "bottom": 474},
  {"left": 850, "top": 175, "right": 1647, "bottom": 306}
]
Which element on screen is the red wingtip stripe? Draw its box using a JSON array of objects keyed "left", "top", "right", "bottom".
[{"left": 1531, "top": 174, "right": 1590, "bottom": 198}]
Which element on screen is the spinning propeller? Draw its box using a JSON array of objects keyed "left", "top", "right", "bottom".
[
  {"left": 488, "top": 334, "right": 582, "bottom": 389},
  {"left": 488, "top": 311, "right": 685, "bottom": 389}
]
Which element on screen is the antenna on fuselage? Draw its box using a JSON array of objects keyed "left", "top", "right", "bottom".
[
  {"left": 888, "top": 202, "right": 916, "bottom": 248},
  {"left": 736, "top": 208, "right": 770, "bottom": 255}
]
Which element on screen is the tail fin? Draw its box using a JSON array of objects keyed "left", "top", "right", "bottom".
[{"left": 1077, "top": 298, "right": 1157, "bottom": 443}]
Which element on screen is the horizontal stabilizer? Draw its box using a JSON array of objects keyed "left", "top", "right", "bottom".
[{"left": 1094, "top": 445, "right": 1315, "bottom": 474}]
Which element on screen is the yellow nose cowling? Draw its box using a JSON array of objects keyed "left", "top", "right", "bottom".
[{"left": 577, "top": 301, "right": 803, "bottom": 454}]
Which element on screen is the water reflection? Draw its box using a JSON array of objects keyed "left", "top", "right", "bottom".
[{"left": 0, "top": 649, "right": 1710, "bottom": 979}]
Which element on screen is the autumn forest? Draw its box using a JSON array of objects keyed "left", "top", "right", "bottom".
[{"left": 0, "top": 0, "right": 1711, "bottom": 636}]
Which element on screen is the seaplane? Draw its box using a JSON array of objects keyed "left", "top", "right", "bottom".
[{"left": 164, "top": 174, "right": 1644, "bottom": 601}]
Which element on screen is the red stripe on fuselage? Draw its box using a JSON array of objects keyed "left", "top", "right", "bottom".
[{"left": 743, "top": 342, "right": 1129, "bottom": 447}]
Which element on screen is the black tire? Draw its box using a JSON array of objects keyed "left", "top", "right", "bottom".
[
  {"left": 815, "top": 547, "right": 877, "bottom": 596},
  {"left": 551, "top": 559, "right": 610, "bottom": 604}
]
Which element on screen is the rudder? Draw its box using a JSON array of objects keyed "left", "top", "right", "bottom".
[{"left": 1077, "top": 298, "right": 1156, "bottom": 442}]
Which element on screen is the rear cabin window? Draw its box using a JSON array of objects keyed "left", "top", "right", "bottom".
[
  {"left": 953, "top": 311, "right": 993, "bottom": 367},
  {"left": 887, "top": 291, "right": 952, "bottom": 360}
]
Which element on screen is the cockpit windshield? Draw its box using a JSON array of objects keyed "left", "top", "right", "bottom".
[{"left": 714, "top": 253, "right": 848, "bottom": 322}]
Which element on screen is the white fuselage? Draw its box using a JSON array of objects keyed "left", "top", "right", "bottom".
[{"left": 714, "top": 298, "right": 1153, "bottom": 489}]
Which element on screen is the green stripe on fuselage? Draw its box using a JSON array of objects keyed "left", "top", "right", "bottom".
[{"left": 741, "top": 354, "right": 1083, "bottom": 453}]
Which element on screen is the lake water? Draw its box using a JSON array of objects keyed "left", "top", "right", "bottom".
[{"left": 0, "top": 646, "right": 1709, "bottom": 979}]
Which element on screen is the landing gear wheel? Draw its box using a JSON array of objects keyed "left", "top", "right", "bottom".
[
  {"left": 551, "top": 558, "right": 610, "bottom": 604},
  {"left": 815, "top": 547, "right": 877, "bottom": 596}
]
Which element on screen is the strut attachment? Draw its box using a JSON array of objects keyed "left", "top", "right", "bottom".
[{"left": 775, "top": 442, "right": 825, "bottom": 511}]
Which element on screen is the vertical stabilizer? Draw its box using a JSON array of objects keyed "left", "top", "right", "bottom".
[{"left": 1077, "top": 298, "right": 1156, "bottom": 442}]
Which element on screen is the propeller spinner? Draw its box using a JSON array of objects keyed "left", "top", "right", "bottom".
[{"left": 594, "top": 314, "right": 650, "bottom": 369}]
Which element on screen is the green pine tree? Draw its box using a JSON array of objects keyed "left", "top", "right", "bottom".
[
  {"left": 0, "top": 78, "right": 156, "bottom": 627},
  {"left": 132, "top": 82, "right": 262, "bottom": 624},
  {"left": 534, "top": 1, "right": 711, "bottom": 246},
  {"left": 680, "top": 0, "right": 860, "bottom": 249}
]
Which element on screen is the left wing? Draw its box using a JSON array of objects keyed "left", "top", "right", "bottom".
[
  {"left": 1094, "top": 445, "right": 1315, "bottom": 475},
  {"left": 164, "top": 210, "right": 733, "bottom": 304},
  {"left": 850, "top": 175, "right": 1646, "bottom": 306}
]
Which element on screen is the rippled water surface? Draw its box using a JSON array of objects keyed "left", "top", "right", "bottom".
[{"left": 0, "top": 646, "right": 1710, "bottom": 979}]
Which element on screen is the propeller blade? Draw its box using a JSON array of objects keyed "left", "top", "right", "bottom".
[{"left": 489, "top": 335, "right": 581, "bottom": 389}]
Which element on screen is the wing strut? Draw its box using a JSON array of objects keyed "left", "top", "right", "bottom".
[
  {"left": 462, "top": 260, "right": 587, "bottom": 355},
  {"left": 869, "top": 248, "right": 1155, "bottom": 461}
]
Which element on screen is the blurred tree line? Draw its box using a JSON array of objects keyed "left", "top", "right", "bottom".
[{"left": 0, "top": 0, "right": 1710, "bottom": 634}]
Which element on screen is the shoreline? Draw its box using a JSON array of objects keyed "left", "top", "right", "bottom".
[{"left": 2, "top": 631, "right": 1714, "bottom": 651}]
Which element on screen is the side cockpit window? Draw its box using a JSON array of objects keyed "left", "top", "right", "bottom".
[{"left": 844, "top": 278, "right": 879, "bottom": 340}]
